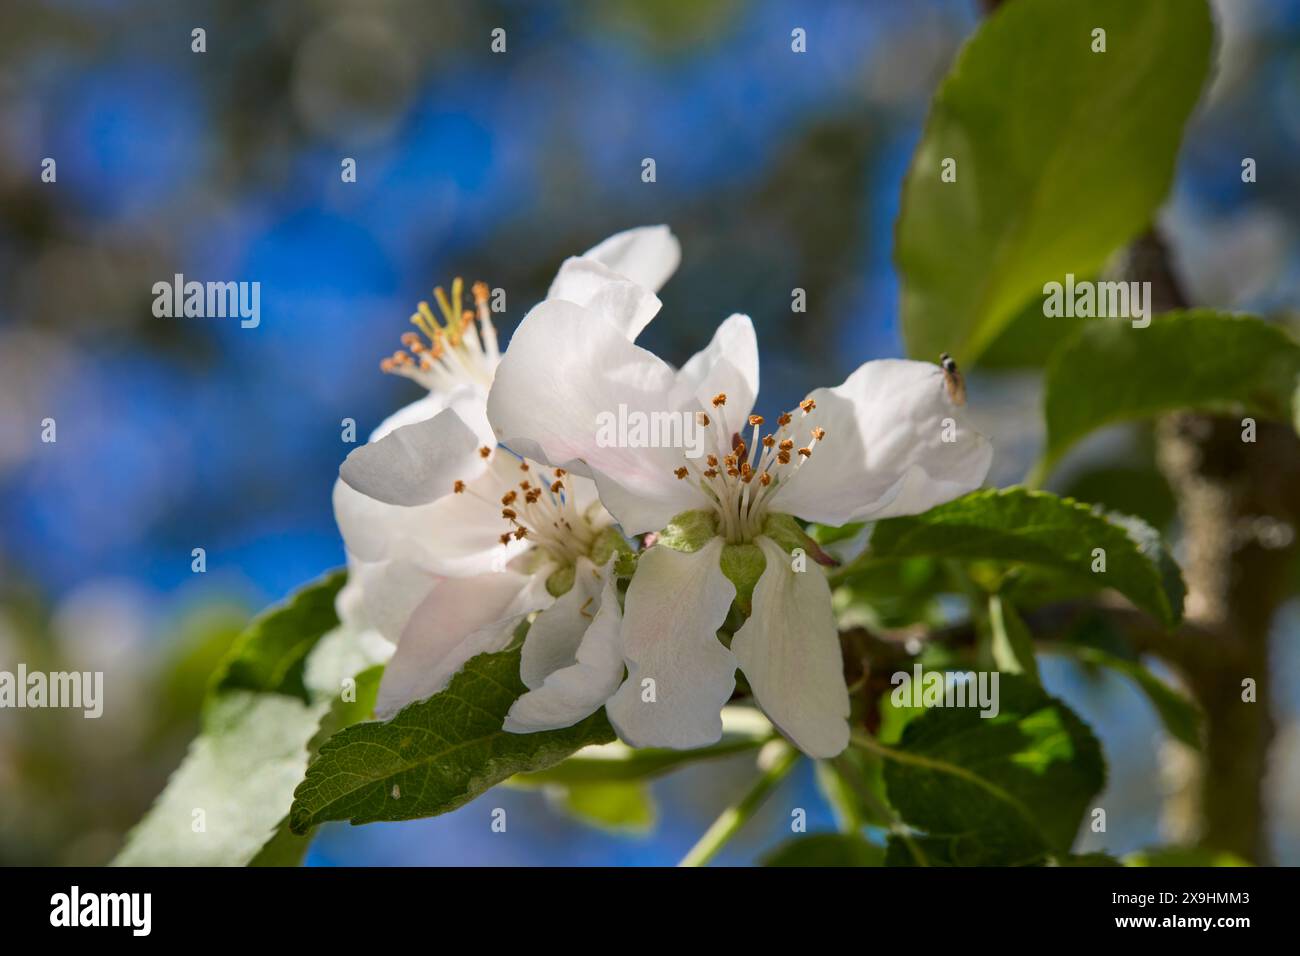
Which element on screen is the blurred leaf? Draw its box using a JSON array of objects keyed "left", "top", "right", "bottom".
[
  {"left": 1124, "top": 847, "right": 1250, "bottom": 867},
  {"left": 896, "top": 0, "right": 1212, "bottom": 365},
  {"left": 846, "top": 488, "right": 1185, "bottom": 627},
  {"left": 290, "top": 645, "right": 615, "bottom": 831},
  {"left": 115, "top": 691, "right": 330, "bottom": 867},
  {"left": 550, "top": 781, "right": 656, "bottom": 834},
  {"left": 833, "top": 557, "right": 944, "bottom": 631},
  {"left": 1039, "top": 311, "right": 1300, "bottom": 475},
  {"left": 1049, "top": 645, "right": 1202, "bottom": 750},
  {"left": 762, "top": 833, "right": 884, "bottom": 867},
  {"left": 251, "top": 665, "right": 385, "bottom": 866},
  {"left": 1059, "top": 464, "right": 1177, "bottom": 533},
  {"left": 978, "top": 290, "right": 1090, "bottom": 369},
  {"left": 116, "top": 572, "right": 367, "bottom": 866},
  {"left": 987, "top": 593, "right": 1041, "bottom": 684},
  {"left": 212, "top": 569, "right": 347, "bottom": 703},
  {"left": 878, "top": 675, "right": 1106, "bottom": 866}
]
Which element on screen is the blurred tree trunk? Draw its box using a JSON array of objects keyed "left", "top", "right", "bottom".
[{"left": 1125, "top": 231, "right": 1299, "bottom": 864}]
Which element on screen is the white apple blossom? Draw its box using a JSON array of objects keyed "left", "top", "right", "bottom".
[
  {"left": 488, "top": 280, "right": 993, "bottom": 757},
  {"left": 332, "top": 227, "right": 681, "bottom": 719}
]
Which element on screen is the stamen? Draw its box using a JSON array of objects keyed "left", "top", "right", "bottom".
[
  {"left": 674, "top": 467, "right": 689, "bottom": 480},
  {"left": 453, "top": 480, "right": 466, "bottom": 494},
  {"left": 712, "top": 393, "right": 727, "bottom": 407}
]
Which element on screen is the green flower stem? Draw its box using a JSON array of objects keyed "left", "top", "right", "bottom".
[{"left": 678, "top": 743, "right": 801, "bottom": 867}]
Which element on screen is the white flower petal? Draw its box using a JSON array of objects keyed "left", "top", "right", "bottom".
[
  {"left": 546, "top": 257, "right": 663, "bottom": 342},
  {"left": 371, "top": 384, "right": 492, "bottom": 447},
  {"left": 335, "top": 556, "right": 438, "bottom": 645},
  {"left": 375, "top": 571, "right": 548, "bottom": 718},
  {"left": 731, "top": 537, "right": 849, "bottom": 758},
  {"left": 518, "top": 558, "right": 604, "bottom": 689},
  {"left": 505, "top": 570, "right": 626, "bottom": 733},
  {"left": 579, "top": 225, "right": 681, "bottom": 294},
  {"left": 675, "top": 313, "right": 759, "bottom": 438},
  {"left": 488, "top": 298, "right": 710, "bottom": 534},
  {"left": 339, "top": 404, "right": 488, "bottom": 507},
  {"left": 369, "top": 392, "right": 448, "bottom": 443},
  {"left": 333, "top": 478, "right": 406, "bottom": 563},
  {"left": 401, "top": 451, "right": 532, "bottom": 576},
  {"left": 605, "top": 538, "right": 737, "bottom": 749},
  {"left": 771, "top": 359, "right": 992, "bottom": 525}
]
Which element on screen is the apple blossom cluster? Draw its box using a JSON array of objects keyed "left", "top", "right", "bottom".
[{"left": 333, "top": 227, "right": 991, "bottom": 758}]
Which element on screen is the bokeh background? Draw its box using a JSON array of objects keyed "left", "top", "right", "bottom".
[{"left": 2, "top": 0, "right": 1298, "bottom": 865}]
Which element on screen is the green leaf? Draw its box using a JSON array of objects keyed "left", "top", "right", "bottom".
[
  {"left": 761, "top": 833, "right": 885, "bottom": 867},
  {"left": 115, "top": 572, "right": 378, "bottom": 867},
  {"left": 212, "top": 569, "right": 347, "bottom": 703},
  {"left": 1124, "top": 847, "right": 1250, "bottom": 867},
  {"left": 878, "top": 674, "right": 1106, "bottom": 866},
  {"left": 550, "top": 781, "right": 656, "bottom": 833},
  {"left": 1039, "top": 311, "right": 1300, "bottom": 475},
  {"left": 1059, "top": 463, "right": 1177, "bottom": 533},
  {"left": 987, "top": 593, "right": 1041, "bottom": 684},
  {"left": 515, "top": 730, "right": 767, "bottom": 786},
  {"left": 849, "top": 488, "right": 1184, "bottom": 628},
  {"left": 289, "top": 644, "right": 616, "bottom": 831},
  {"left": 896, "top": 0, "right": 1213, "bottom": 364},
  {"left": 114, "top": 691, "right": 331, "bottom": 867},
  {"left": 251, "top": 664, "right": 386, "bottom": 866},
  {"left": 1049, "top": 645, "right": 1202, "bottom": 750}
]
